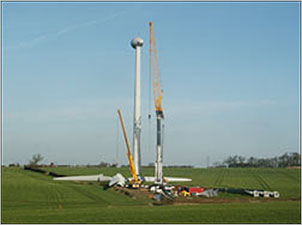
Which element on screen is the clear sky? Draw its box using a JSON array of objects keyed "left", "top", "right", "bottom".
[{"left": 2, "top": 2, "right": 300, "bottom": 167}]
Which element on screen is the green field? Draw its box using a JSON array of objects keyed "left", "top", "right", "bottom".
[{"left": 2, "top": 167, "right": 301, "bottom": 223}]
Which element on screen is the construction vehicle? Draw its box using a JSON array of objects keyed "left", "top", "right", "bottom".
[
  {"left": 149, "top": 21, "right": 164, "bottom": 184},
  {"left": 181, "top": 190, "right": 191, "bottom": 197},
  {"left": 117, "top": 108, "right": 142, "bottom": 187}
]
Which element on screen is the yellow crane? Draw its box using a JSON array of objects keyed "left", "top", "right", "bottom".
[
  {"left": 149, "top": 21, "right": 164, "bottom": 184},
  {"left": 149, "top": 21, "right": 164, "bottom": 118},
  {"left": 117, "top": 109, "right": 141, "bottom": 185}
]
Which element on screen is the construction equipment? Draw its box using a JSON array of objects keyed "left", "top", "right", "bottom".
[
  {"left": 117, "top": 109, "right": 141, "bottom": 185},
  {"left": 54, "top": 25, "right": 191, "bottom": 189},
  {"left": 149, "top": 21, "right": 164, "bottom": 184},
  {"left": 181, "top": 190, "right": 191, "bottom": 197}
]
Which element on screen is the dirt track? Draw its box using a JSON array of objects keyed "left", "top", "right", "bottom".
[{"left": 113, "top": 187, "right": 299, "bottom": 206}]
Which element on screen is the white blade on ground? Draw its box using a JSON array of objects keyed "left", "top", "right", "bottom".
[
  {"left": 164, "top": 177, "right": 192, "bottom": 182},
  {"left": 144, "top": 176, "right": 192, "bottom": 182},
  {"left": 108, "top": 173, "right": 126, "bottom": 187},
  {"left": 53, "top": 174, "right": 112, "bottom": 182}
]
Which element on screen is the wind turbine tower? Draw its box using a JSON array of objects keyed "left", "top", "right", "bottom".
[{"left": 131, "top": 37, "right": 144, "bottom": 177}]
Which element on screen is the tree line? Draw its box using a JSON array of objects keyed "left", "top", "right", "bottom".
[
  {"left": 214, "top": 152, "right": 300, "bottom": 168},
  {"left": 6, "top": 152, "right": 300, "bottom": 169}
]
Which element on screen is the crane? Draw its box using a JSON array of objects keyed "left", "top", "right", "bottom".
[
  {"left": 149, "top": 21, "right": 164, "bottom": 184},
  {"left": 117, "top": 109, "right": 141, "bottom": 186}
]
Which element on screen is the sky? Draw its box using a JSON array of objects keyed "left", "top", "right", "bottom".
[{"left": 2, "top": 2, "right": 300, "bottom": 167}]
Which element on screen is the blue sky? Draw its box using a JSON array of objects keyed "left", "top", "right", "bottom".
[{"left": 2, "top": 2, "right": 300, "bottom": 167}]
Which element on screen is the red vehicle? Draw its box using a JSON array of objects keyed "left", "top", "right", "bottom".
[{"left": 189, "top": 187, "right": 205, "bottom": 195}]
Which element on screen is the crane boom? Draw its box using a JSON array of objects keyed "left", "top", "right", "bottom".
[
  {"left": 149, "top": 21, "right": 164, "bottom": 118},
  {"left": 149, "top": 21, "right": 164, "bottom": 184},
  {"left": 117, "top": 109, "right": 140, "bottom": 184}
]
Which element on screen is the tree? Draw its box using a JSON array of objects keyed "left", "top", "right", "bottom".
[
  {"left": 99, "top": 161, "right": 109, "bottom": 167},
  {"left": 238, "top": 156, "right": 246, "bottom": 165},
  {"left": 224, "top": 156, "right": 234, "bottom": 167},
  {"left": 271, "top": 157, "right": 278, "bottom": 168},
  {"left": 289, "top": 152, "right": 300, "bottom": 166},
  {"left": 29, "top": 154, "right": 44, "bottom": 166},
  {"left": 278, "top": 153, "right": 290, "bottom": 167},
  {"left": 222, "top": 152, "right": 300, "bottom": 168},
  {"left": 247, "top": 157, "right": 257, "bottom": 167},
  {"left": 224, "top": 155, "right": 240, "bottom": 167}
]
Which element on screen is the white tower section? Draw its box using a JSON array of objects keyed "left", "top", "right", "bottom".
[{"left": 131, "top": 37, "right": 144, "bottom": 176}]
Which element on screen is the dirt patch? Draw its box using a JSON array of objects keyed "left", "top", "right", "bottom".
[
  {"left": 172, "top": 197, "right": 300, "bottom": 205},
  {"left": 114, "top": 186, "right": 151, "bottom": 201},
  {"left": 287, "top": 166, "right": 301, "bottom": 169},
  {"left": 173, "top": 197, "right": 264, "bottom": 205}
]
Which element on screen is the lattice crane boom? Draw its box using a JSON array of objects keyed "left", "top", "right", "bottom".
[
  {"left": 149, "top": 21, "right": 164, "bottom": 118},
  {"left": 117, "top": 109, "right": 141, "bottom": 184},
  {"left": 149, "top": 21, "right": 164, "bottom": 184}
]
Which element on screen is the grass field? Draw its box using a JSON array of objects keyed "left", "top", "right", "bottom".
[{"left": 1, "top": 166, "right": 301, "bottom": 223}]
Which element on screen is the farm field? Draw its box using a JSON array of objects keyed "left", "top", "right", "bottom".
[{"left": 1, "top": 166, "right": 301, "bottom": 223}]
